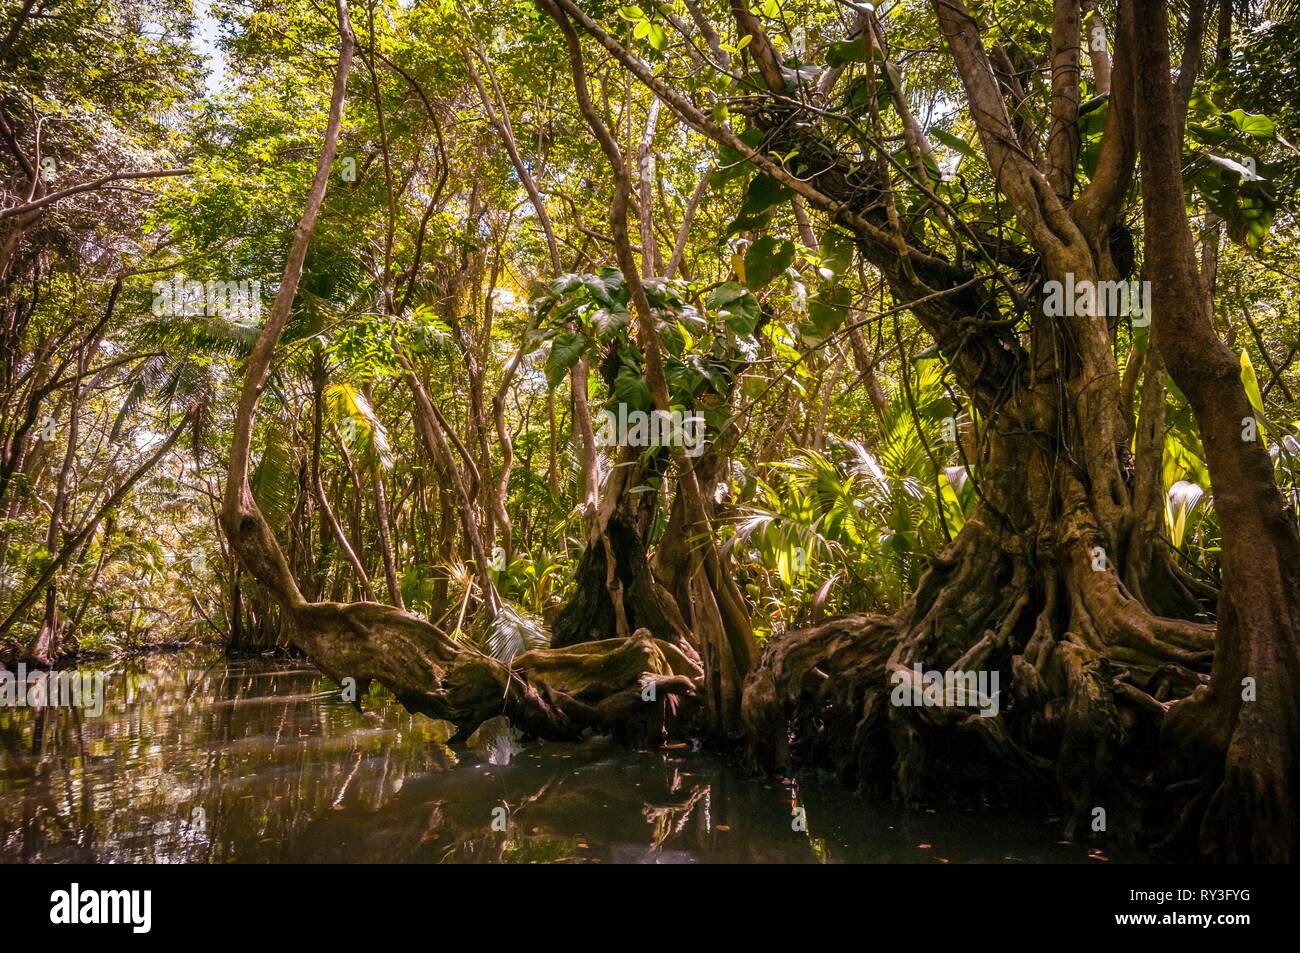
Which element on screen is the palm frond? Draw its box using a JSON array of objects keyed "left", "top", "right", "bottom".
[
  {"left": 250, "top": 419, "right": 298, "bottom": 533},
  {"left": 482, "top": 603, "right": 549, "bottom": 662}
]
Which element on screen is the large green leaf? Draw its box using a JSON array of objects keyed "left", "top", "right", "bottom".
[
  {"left": 818, "top": 228, "right": 855, "bottom": 277},
  {"left": 325, "top": 382, "right": 392, "bottom": 467},
  {"left": 826, "top": 37, "right": 870, "bottom": 67},
  {"left": 710, "top": 128, "right": 764, "bottom": 187},
  {"left": 708, "top": 281, "right": 761, "bottom": 335},
  {"left": 808, "top": 283, "right": 851, "bottom": 339},
  {"left": 1224, "top": 108, "right": 1276, "bottom": 139},
  {"left": 544, "top": 332, "right": 587, "bottom": 388},
  {"left": 743, "top": 235, "right": 796, "bottom": 290},
  {"left": 250, "top": 420, "right": 296, "bottom": 533},
  {"left": 733, "top": 174, "right": 791, "bottom": 230},
  {"left": 931, "top": 127, "right": 979, "bottom": 162},
  {"left": 613, "top": 363, "right": 652, "bottom": 412}
]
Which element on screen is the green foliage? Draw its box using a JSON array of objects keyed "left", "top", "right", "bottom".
[
  {"left": 731, "top": 360, "right": 972, "bottom": 629},
  {"left": 325, "top": 382, "right": 393, "bottom": 467},
  {"left": 250, "top": 419, "right": 297, "bottom": 533},
  {"left": 743, "top": 236, "right": 796, "bottom": 290},
  {"left": 1184, "top": 89, "right": 1292, "bottom": 252}
]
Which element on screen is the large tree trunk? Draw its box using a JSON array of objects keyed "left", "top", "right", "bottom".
[
  {"left": 550, "top": 446, "right": 690, "bottom": 650},
  {"left": 722, "top": 0, "right": 1274, "bottom": 860},
  {"left": 1132, "top": 0, "right": 1300, "bottom": 863},
  {"left": 742, "top": 392, "right": 1215, "bottom": 832}
]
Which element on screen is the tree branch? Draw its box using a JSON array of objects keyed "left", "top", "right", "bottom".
[{"left": 0, "top": 167, "right": 191, "bottom": 221}]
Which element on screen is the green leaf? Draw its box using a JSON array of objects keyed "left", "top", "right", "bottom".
[
  {"left": 709, "top": 281, "right": 762, "bottom": 336},
  {"left": 728, "top": 173, "right": 792, "bottom": 234},
  {"left": 819, "top": 228, "right": 855, "bottom": 277},
  {"left": 712, "top": 280, "right": 759, "bottom": 335},
  {"left": 325, "top": 382, "right": 392, "bottom": 467},
  {"left": 544, "top": 332, "right": 587, "bottom": 388},
  {"left": 1240, "top": 348, "right": 1266, "bottom": 424},
  {"left": 743, "top": 235, "right": 796, "bottom": 290},
  {"left": 613, "top": 363, "right": 653, "bottom": 412},
  {"left": 582, "top": 268, "right": 627, "bottom": 310},
  {"left": 932, "top": 126, "right": 980, "bottom": 161},
  {"left": 251, "top": 420, "right": 296, "bottom": 532},
  {"left": 826, "top": 38, "right": 870, "bottom": 68},
  {"left": 740, "top": 173, "right": 792, "bottom": 218},
  {"left": 710, "top": 128, "right": 763, "bottom": 187},
  {"left": 592, "top": 307, "right": 630, "bottom": 341},
  {"left": 1224, "top": 108, "right": 1275, "bottom": 139},
  {"left": 1225, "top": 184, "right": 1276, "bottom": 251},
  {"left": 1187, "top": 90, "right": 1220, "bottom": 120},
  {"left": 809, "top": 283, "right": 851, "bottom": 338}
]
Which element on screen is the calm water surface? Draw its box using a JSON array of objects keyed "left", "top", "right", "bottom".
[{"left": 0, "top": 651, "right": 1137, "bottom": 863}]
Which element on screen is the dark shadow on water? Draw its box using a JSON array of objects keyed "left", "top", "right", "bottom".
[{"left": 0, "top": 650, "right": 1148, "bottom": 863}]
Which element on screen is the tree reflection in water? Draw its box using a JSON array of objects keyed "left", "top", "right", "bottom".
[{"left": 0, "top": 651, "right": 1120, "bottom": 863}]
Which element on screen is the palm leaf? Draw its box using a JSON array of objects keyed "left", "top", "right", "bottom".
[{"left": 482, "top": 603, "right": 550, "bottom": 662}]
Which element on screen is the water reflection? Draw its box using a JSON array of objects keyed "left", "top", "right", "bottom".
[{"left": 0, "top": 651, "right": 1131, "bottom": 863}]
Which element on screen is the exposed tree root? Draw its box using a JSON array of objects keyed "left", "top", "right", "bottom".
[
  {"left": 288, "top": 598, "right": 702, "bottom": 743},
  {"left": 740, "top": 497, "right": 1227, "bottom": 854},
  {"left": 551, "top": 509, "right": 690, "bottom": 650}
]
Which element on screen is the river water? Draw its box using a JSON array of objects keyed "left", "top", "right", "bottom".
[{"left": 0, "top": 651, "right": 1136, "bottom": 863}]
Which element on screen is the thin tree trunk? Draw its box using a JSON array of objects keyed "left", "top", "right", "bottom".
[
  {"left": 371, "top": 449, "right": 403, "bottom": 609},
  {"left": 30, "top": 343, "right": 89, "bottom": 663}
]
